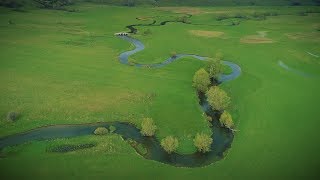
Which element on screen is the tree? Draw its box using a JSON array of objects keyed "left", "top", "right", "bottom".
[
  {"left": 140, "top": 118, "right": 157, "bottom": 136},
  {"left": 206, "top": 52, "right": 223, "bottom": 79},
  {"left": 94, "top": 127, "right": 108, "bottom": 135},
  {"left": 161, "top": 136, "right": 179, "bottom": 154},
  {"left": 206, "top": 86, "right": 231, "bottom": 111},
  {"left": 192, "top": 68, "right": 211, "bottom": 93},
  {"left": 220, "top": 111, "right": 234, "bottom": 129},
  {"left": 193, "top": 133, "right": 213, "bottom": 153}
]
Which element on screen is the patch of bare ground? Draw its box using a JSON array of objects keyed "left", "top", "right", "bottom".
[
  {"left": 155, "top": 7, "right": 209, "bottom": 15},
  {"left": 189, "top": 30, "right": 225, "bottom": 38},
  {"left": 240, "top": 31, "right": 274, "bottom": 44},
  {"left": 136, "top": 17, "right": 153, "bottom": 21},
  {"left": 240, "top": 36, "right": 273, "bottom": 44},
  {"left": 285, "top": 32, "right": 320, "bottom": 42}
]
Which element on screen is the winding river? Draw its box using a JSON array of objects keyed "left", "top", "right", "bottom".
[{"left": 0, "top": 32, "right": 241, "bottom": 167}]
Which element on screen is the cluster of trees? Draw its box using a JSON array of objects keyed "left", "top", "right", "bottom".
[
  {"left": 34, "top": 0, "right": 74, "bottom": 9},
  {"left": 192, "top": 53, "right": 223, "bottom": 93},
  {"left": 0, "top": 0, "right": 23, "bottom": 8},
  {"left": 139, "top": 117, "right": 213, "bottom": 154},
  {"left": 192, "top": 53, "right": 234, "bottom": 130},
  {"left": 216, "top": 11, "right": 280, "bottom": 22},
  {"left": 160, "top": 133, "right": 213, "bottom": 154}
]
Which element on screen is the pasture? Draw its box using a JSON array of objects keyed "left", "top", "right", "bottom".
[{"left": 0, "top": 3, "right": 319, "bottom": 179}]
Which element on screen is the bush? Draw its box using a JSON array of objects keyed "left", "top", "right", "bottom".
[
  {"left": 94, "top": 127, "right": 108, "bottom": 135},
  {"left": 171, "top": 51, "right": 177, "bottom": 58},
  {"left": 143, "top": 29, "right": 152, "bottom": 36},
  {"left": 177, "top": 16, "right": 190, "bottom": 24},
  {"left": 220, "top": 111, "right": 234, "bottom": 129},
  {"left": 161, "top": 136, "right": 179, "bottom": 154},
  {"left": 206, "top": 116, "right": 212, "bottom": 122},
  {"left": 216, "top": 14, "right": 230, "bottom": 21},
  {"left": 48, "top": 143, "right": 96, "bottom": 153},
  {"left": 251, "top": 12, "right": 266, "bottom": 20},
  {"left": 231, "top": 21, "right": 240, "bottom": 26},
  {"left": 206, "top": 86, "right": 231, "bottom": 111},
  {"left": 109, "top": 125, "right": 116, "bottom": 133},
  {"left": 128, "top": 58, "right": 136, "bottom": 66},
  {"left": 192, "top": 68, "right": 211, "bottom": 93},
  {"left": 6, "top": 111, "right": 19, "bottom": 121},
  {"left": 193, "top": 133, "right": 213, "bottom": 153},
  {"left": 140, "top": 118, "right": 157, "bottom": 136}
]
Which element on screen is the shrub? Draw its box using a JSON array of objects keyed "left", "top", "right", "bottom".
[
  {"left": 48, "top": 143, "right": 96, "bottom": 153},
  {"left": 109, "top": 125, "right": 116, "bottom": 133},
  {"left": 171, "top": 51, "right": 177, "bottom": 58},
  {"left": 231, "top": 21, "right": 240, "bottom": 26},
  {"left": 206, "top": 86, "right": 231, "bottom": 111},
  {"left": 161, "top": 136, "right": 179, "bottom": 154},
  {"left": 6, "top": 111, "right": 19, "bottom": 121},
  {"left": 178, "top": 16, "right": 190, "bottom": 24},
  {"left": 220, "top": 111, "right": 234, "bottom": 129},
  {"left": 216, "top": 14, "right": 230, "bottom": 21},
  {"left": 206, "top": 116, "right": 212, "bottom": 122},
  {"left": 140, "top": 118, "right": 157, "bottom": 136},
  {"left": 193, "top": 133, "right": 213, "bottom": 153},
  {"left": 297, "top": 12, "right": 308, "bottom": 16},
  {"left": 251, "top": 12, "right": 266, "bottom": 20},
  {"left": 192, "top": 68, "right": 211, "bottom": 93},
  {"left": 128, "top": 58, "right": 136, "bottom": 66},
  {"left": 143, "top": 29, "right": 152, "bottom": 36},
  {"left": 94, "top": 127, "right": 108, "bottom": 135}
]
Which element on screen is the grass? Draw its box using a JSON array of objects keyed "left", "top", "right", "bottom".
[{"left": 0, "top": 3, "right": 320, "bottom": 179}]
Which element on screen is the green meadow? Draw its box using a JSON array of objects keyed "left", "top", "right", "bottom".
[{"left": 0, "top": 2, "right": 320, "bottom": 179}]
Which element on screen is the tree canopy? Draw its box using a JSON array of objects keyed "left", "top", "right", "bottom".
[
  {"left": 192, "top": 68, "right": 211, "bottom": 93},
  {"left": 206, "top": 52, "right": 223, "bottom": 79},
  {"left": 220, "top": 111, "right": 234, "bottom": 129},
  {"left": 193, "top": 133, "right": 213, "bottom": 153},
  {"left": 161, "top": 136, "right": 179, "bottom": 154},
  {"left": 206, "top": 86, "right": 231, "bottom": 111},
  {"left": 140, "top": 118, "right": 157, "bottom": 136}
]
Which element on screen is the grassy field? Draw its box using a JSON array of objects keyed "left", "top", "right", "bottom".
[{"left": 0, "top": 3, "right": 320, "bottom": 179}]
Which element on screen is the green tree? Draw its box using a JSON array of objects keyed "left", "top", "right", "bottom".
[
  {"left": 192, "top": 68, "right": 211, "bottom": 93},
  {"left": 220, "top": 111, "right": 234, "bottom": 129},
  {"left": 140, "top": 118, "right": 157, "bottom": 136},
  {"left": 161, "top": 136, "right": 179, "bottom": 154},
  {"left": 193, "top": 133, "right": 213, "bottom": 153},
  {"left": 94, "top": 127, "right": 108, "bottom": 135},
  {"left": 206, "top": 86, "right": 231, "bottom": 111},
  {"left": 206, "top": 53, "right": 223, "bottom": 79}
]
